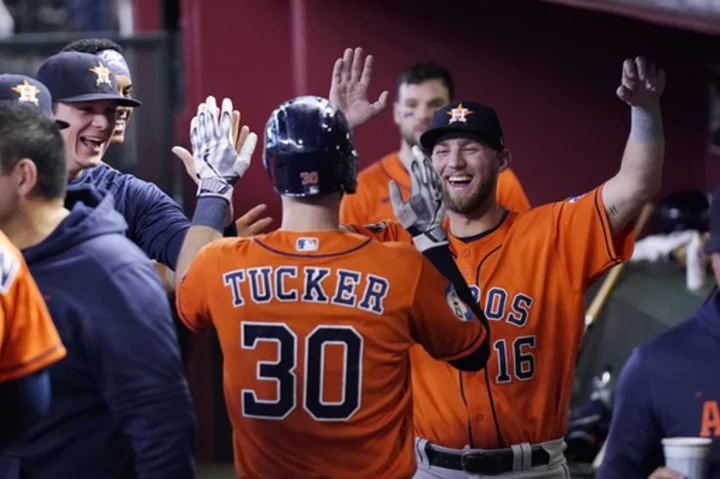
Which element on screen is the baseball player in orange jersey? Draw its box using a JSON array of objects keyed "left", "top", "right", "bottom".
[
  {"left": 0, "top": 231, "right": 66, "bottom": 448},
  {"left": 337, "top": 54, "right": 666, "bottom": 477},
  {"left": 334, "top": 48, "right": 531, "bottom": 227},
  {"left": 174, "top": 94, "right": 491, "bottom": 478}
]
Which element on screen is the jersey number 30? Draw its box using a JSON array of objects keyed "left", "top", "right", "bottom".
[{"left": 241, "top": 322, "right": 363, "bottom": 422}]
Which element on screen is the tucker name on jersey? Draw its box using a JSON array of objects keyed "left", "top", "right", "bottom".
[{"left": 223, "top": 266, "right": 390, "bottom": 314}]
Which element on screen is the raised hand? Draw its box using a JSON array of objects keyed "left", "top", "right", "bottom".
[
  {"left": 329, "top": 47, "right": 389, "bottom": 129},
  {"left": 389, "top": 145, "right": 447, "bottom": 252},
  {"left": 173, "top": 109, "right": 250, "bottom": 186},
  {"left": 189, "top": 96, "right": 257, "bottom": 203},
  {"left": 616, "top": 56, "right": 666, "bottom": 107}
]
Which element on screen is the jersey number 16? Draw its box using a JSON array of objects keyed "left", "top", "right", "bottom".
[{"left": 493, "top": 336, "right": 536, "bottom": 383}]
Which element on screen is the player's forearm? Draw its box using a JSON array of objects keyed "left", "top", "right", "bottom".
[
  {"left": 422, "top": 245, "right": 490, "bottom": 369},
  {"left": 175, "top": 197, "right": 227, "bottom": 287},
  {"left": 164, "top": 216, "right": 237, "bottom": 273},
  {"left": 602, "top": 104, "right": 664, "bottom": 235}
]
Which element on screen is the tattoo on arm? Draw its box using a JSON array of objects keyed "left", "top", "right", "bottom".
[{"left": 608, "top": 204, "right": 619, "bottom": 217}]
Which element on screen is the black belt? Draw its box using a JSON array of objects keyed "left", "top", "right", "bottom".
[{"left": 424, "top": 443, "right": 550, "bottom": 475}]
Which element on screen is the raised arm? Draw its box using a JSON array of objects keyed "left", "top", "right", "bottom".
[
  {"left": 123, "top": 107, "right": 268, "bottom": 272},
  {"left": 601, "top": 56, "right": 666, "bottom": 235},
  {"left": 123, "top": 177, "right": 190, "bottom": 271},
  {"left": 175, "top": 96, "right": 256, "bottom": 286}
]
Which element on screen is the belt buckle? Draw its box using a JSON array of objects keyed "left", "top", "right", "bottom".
[{"left": 460, "top": 450, "right": 506, "bottom": 476}]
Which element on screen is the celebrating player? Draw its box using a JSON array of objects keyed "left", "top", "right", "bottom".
[
  {"left": 34, "top": 48, "right": 271, "bottom": 277},
  {"left": 336, "top": 50, "right": 666, "bottom": 477},
  {"left": 174, "top": 95, "right": 490, "bottom": 478},
  {"left": 0, "top": 102, "right": 195, "bottom": 478},
  {"left": 336, "top": 48, "right": 530, "bottom": 226},
  {"left": 61, "top": 38, "right": 135, "bottom": 145}
]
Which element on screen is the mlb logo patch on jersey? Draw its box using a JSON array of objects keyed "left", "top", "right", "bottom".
[
  {"left": 445, "top": 282, "right": 474, "bottom": 321},
  {"left": 0, "top": 246, "right": 20, "bottom": 295},
  {"left": 296, "top": 237, "right": 319, "bottom": 252}
]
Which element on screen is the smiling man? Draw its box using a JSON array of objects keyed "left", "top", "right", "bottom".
[
  {"left": 338, "top": 53, "right": 666, "bottom": 478},
  {"left": 33, "top": 50, "right": 271, "bottom": 276},
  {"left": 337, "top": 51, "right": 531, "bottom": 226},
  {"left": 36, "top": 51, "right": 140, "bottom": 180},
  {"left": 61, "top": 38, "right": 134, "bottom": 145}
]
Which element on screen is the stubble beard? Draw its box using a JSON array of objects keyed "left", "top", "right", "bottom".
[{"left": 442, "top": 170, "right": 498, "bottom": 217}]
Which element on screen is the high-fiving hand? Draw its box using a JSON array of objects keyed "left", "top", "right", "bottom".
[
  {"left": 183, "top": 96, "right": 257, "bottom": 203},
  {"left": 173, "top": 105, "right": 251, "bottom": 187},
  {"left": 389, "top": 146, "right": 448, "bottom": 252}
]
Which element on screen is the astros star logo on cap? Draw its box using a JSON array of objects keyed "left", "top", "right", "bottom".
[
  {"left": 447, "top": 103, "right": 473, "bottom": 124},
  {"left": 89, "top": 60, "right": 112, "bottom": 87},
  {"left": 11, "top": 80, "right": 40, "bottom": 106}
]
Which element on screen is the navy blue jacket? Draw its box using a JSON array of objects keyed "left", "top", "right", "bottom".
[
  {"left": 599, "top": 291, "right": 720, "bottom": 478},
  {"left": 67, "top": 164, "right": 189, "bottom": 270},
  {"left": 1, "top": 188, "right": 195, "bottom": 479}
]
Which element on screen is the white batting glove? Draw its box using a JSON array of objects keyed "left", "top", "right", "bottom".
[
  {"left": 389, "top": 145, "right": 448, "bottom": 252},
  {"left": 190, "top": 95, "right": 256, "bottom": 203}
]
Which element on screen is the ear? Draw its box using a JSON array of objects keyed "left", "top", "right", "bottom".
[
  {"left": 393, "top": 101, "right": 401, "bottom": 127},
  {"left": 13, "top": 158, "right": 39, "bottom": 197},
  {"left": 497, "top": 148, "right": 512, "bottom": 173}
]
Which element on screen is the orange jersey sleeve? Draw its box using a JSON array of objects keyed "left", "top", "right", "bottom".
[
  {"left": 0, "top": 235, "right": 65, "bottom": 382},
  {"left": 410, "top": 257, "right": 486, "bottom": 361},
  {"left": 552, "top": 184, "right": 636, "bottom": 291},
  {"left": 497, "top": 167, "right": 531, "bottom": 212}
]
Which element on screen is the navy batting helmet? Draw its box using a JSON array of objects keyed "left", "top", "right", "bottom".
[
  {"left": 652, "top": 189, "right": 710, "bottom": 234},
  {"left": 263, "top": 96, "right": 358, "bottom": 197}
]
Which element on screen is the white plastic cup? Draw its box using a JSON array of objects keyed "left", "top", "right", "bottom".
[
  {"left": 686, "top": 231, "right": 706, "bottom": 292},
  {"left": 662, "top": 437, "right": 712, "bottom": 479}
]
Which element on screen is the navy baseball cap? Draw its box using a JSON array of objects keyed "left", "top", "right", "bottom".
[
  {"left": 36, "top": 52, "right": 141, "bottom": 107},
  {"left": 704, "top": 186, "right": 720, "bottom": 255},
  {"left": 420, "top": 101, "right": 504, "bottom": 151},
  {"left": 0, "top": 74, "right": 69, "bottom": 129}
]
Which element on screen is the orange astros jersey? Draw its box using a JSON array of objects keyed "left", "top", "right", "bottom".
[
  {"left": 176, "top": 230, "right": 487, "bottom": 478},
  {"left": 0, "top": 231, "right": 66, "bottom": 382},
  {"left": 347, "top": 184, "right": 635, "bottom": 449},
  {"left": 339, "top": 152, "right": 531, "bottom": 225}
]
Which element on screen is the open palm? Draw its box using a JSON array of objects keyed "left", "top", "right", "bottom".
[{"left": 329, "top": 47, "right": 389, "bottom": 129}]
